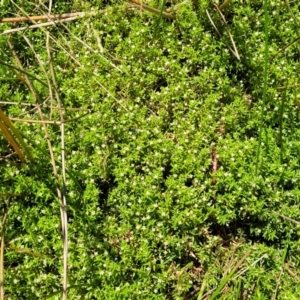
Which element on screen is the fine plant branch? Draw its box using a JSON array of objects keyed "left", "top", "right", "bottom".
[
  {"left": 0, "top": 101, "right": 89, "bottom": 111},
  {"left": 212, "top": 2, "right": 240, "bottom": 60},
  {"left": 219, "top": 0, "right": 232, "bottom": 10},
  {"left": 21, "top": 7, "right": 69, "bottom": 296},
  {"left": 22, "top": 34, "right": 55, "bottom": 118},
  {"left": 0, "top": 58, "right": 48, "bottom": 87},
  {"left": 272, "top": 245, "right": 288, "bottom": 300},
  {"left": 0, "top": 110, "right": 26, "bottom": 162},
  {"left": 270, "top": 35, "right": 300, "bottom": 61},
  {"left": 0, "top": 12, "right": 91, "bottom": 23},
  {"left": 0, "top": 193, "right": 22, "bottom": 197},
  {"left": 222, "top": 242, "right": 240, "bottom": 278},
  {"left": 8, "top": 0, "right": 85, "bottom": 70},
  {"left": 255, "top": 0, "right": 269, "bottom": 175},
  {"left": 10, "top": 0, "right": 127, "bottom": 106},
  {"left": 205, "top": 9, "right": 240, "bottom": 60},
  {"left": 0, "top": 204, "right": 9, "bottom": 300},
  {"left": 6, "top": 246, "right": 44, "bottom": 258},
  {"left": 1, "top": 0, "right": 300, "bottom": 298},
  {"left": 285, "top": 264, "right": 300, "bottom": 282},
  {"left": 232, "top": 253, "right": 268, "bottom": 280},
  {"left": 10, "top": 112, "right": 90, "bottom": 125},
  {"left": 1, "top": 16, "right": 82, "bottom": 36},
  {"left": 46, "top": 28, "right": 68, "bottom": 300},
  {"left": 128, "top": 0, "right": 175, "bottom": 19},
  {"left": 272, "top": 211, "right": 300, "bottom": 227},
  {"left": 7, "top": 36, "right": 68, "bottom": 299},
  {"left": 210, "top": 249, "right": 252, "bottom": 300}
]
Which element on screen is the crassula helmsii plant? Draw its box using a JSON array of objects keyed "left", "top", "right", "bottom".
[{"left": 1, "top": 0, "right": 300, "bottom": 299}]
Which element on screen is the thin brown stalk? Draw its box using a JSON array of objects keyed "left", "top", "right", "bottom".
[
  {"left": 6, "top": 246, "right": 43, "bottom": 258},
  {"left": 0, "top": 101, "right": 88, "bottom": 111},
  {"left": 272, "top": 267, "right": 284, "bottom": 300},
  {"left": 0, "top": 12, "right": 88, "bottom": 23},
  {"left": 128, "top": 0, "right": 175, "bottom": 19},
  {"left": 7, "top": 35, "right": 67, "bottom": 299},
  {"left": 46, "top": 27, "right": 68, "bottom": 300},
  {"left": 8, "top": 0, "right": 82, "bottom": 69},
  {"left": 10, "top": 0, "right": 125, "bottom": 111},
  {"left": 9, "top": 0, "right": 121, "bottom": 73},
  {"left": 206, "top": 9, "right": 222, "bottom": 36},
  {"left": 222, "top": 243, "right": 240, "bottom": 278},
  {"left": 0, "top": 193, "right": 22, "bottom": 197},
  {"left": 206, "top": 8, "right": 240, "bottom": 60},
  {"left": 219, "top": 0, "right": 232, "bottom": 10},
  {"left": 272, "top": 211, "right": 300, "bottom": 227},
  {"left": 212, "top": 3, "right": 240, "bottom": 60},
  {"left": 1, "top": 16, "right": 81, "bottom": 36},
  {"left": 22, "top": 35, "right": 55, "bottom": 118},
  {"left": 10, "top": 113, "right": 89, "bottom": 124},
  {"left": 0, "top": 101, "right": 38, "bottom": 106},
  {"left": 285, "top": 264, "right": 300, "bottom": 282},
  {"left": 232, "top": 253, "right": 268, "bottom": 280},
  {"left": 0, "top": 205, "right": 9, "bottom": 300},
  {"left": 270, "top": 35, "right": 300, "bottom": 60},
  {"left": 19, "top": 2, "right": 68, "bottom": 296},
  {"left": 278, "top": 83, "right": 300, "bottom": 90},
  {"left": 0, "top": 115, "right": 26, "bottom": 162}
]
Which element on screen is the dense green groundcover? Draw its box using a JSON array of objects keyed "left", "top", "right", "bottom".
[{"left": 1, "top": 0, "right": 300, "bottom": 299}]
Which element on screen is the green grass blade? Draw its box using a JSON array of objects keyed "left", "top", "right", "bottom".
[
  {"left": 210, "top": 250, "right": 251, "bottom": 300},
  {"left": 154, "top": 0, "right": 167, "bottom": 37},
  {"left": 278, "top": 87, "right": 286, "bottom": 164},
  {"left": 0, "top": 116, "right": 26, "bottom": 162},
  {"left": 197, "top": 277, "right": 206, "bottom": 300},
  {"left": 235, "top": 277, "right": 242, "bottom": 300},
  {"left": 0, "top": 108, "right": 34, "bottom": 162},
  {"left": 0, "top": 58, "right": 48, "bottom": 88},
  {"left": 255, "top": 0, "right": 270, "bottom": 176}
]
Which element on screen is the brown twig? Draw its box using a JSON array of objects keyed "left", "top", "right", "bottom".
[
  {"left": 213, "top": 3, "right": 240, "bottom": 60},
  {"left": 0, "top": 204, "right": 9, "bottom": 300},
  {"left": 0, "top": 109, "right": 26, "bottom": 162},
  {"left": 0, "top": 12, "right": 89, "bottom": 23},
  {"left": 1, "top": 16, "right": 81, "bottom": 36},
  {"left": 7, "top": 35, "right": 68, "bottom": 300},
  {"left": 46, "top": 27, "right": 68, "bottom": 300},
  {"left": 206, "top": 7, "right": 240, "bottom": 60},
  {"left": 0, "top": 193, "right": 22, "bottom": 197},
  {"left": 0, "top": 101, "right": 89, "bottom": 111},
  {"left": 219, "top": 0, "right": 232, "bottom": 10},
  {"left": 128, "top": 0, "right": 175, "bottom": 19},
  {"left": 285, "top": 263, "right": 300, "bottom": 282},
  {"left": 10, "top": 112, "right": 90, "bottom": 125},
  {"left": 272, "top": 211, "right": 300, "bottom": 227},
  {"left": 6, "top": 246, "right": 43, "bottom": 258}
]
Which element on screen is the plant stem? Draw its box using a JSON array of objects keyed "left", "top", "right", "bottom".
[{"left": 255, "top": 0, "right": 269, "bottom": 176}]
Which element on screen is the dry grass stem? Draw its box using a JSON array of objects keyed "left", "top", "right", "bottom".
[
  {"left": 272, "top": 211, "right": 300, "bottom": 227},
  {"left": 232, "top": 253, "right": 268, "bottom": 280},
  {"left": 1, "top": 16, "right": 81, "bottom": 35},
  {"left": 128, "top": 0, "right": 175, "bottom": 19},
  {"left": 213, "top": 3, "right": 240, "bottom": 60},
  {"left": 7, "top": 33, "right": 68, "bottom": 299},
  {"left": 46, "top": 22, "right": 68, "bottom": 299},
  {"left": 285, "top": 264, "right": 300, "bottom": 282},
  {"left": 0, "top": 12, "right": 91, "bottom": 23},
  {"left": 0, "top": 205, "right": 9, "bottom": 300}
]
